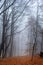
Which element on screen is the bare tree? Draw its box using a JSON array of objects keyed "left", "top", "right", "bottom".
[
  {"left": 0, "top": 0, "right": 16, "bottom": 58},
  {"left": 31, "top": 0, "right": 39, "bottom": 60},
  {"left": 0, "top": 0, "right": 32, "bottom": 58}
]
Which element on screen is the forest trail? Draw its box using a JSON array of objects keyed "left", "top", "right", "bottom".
[{"left": 0, "top": 55, "right": 43, "bottom": 65}]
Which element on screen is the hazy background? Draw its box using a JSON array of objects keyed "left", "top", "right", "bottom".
[{"left": 0, "top": 0, "right": 43, "bottom": 57}]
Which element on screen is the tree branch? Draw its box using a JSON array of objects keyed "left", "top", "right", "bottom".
[
  {"left": 6, "top": 0, "right": 31, "bottom": 30},
  {"left": 0, "top": 0, "right": 16, "bottom": 15},
  {"left": 0, "top": 0, "right": 6, "bottom": 9}
]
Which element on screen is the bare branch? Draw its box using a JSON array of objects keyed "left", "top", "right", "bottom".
[
  {"left": 0, "top": 0, "right": 16, "bottom": 15},
  {"left": 6, "top": 0, "right": 31, "bottom": 30},
  {"left": 6, "top": 24, "right": 29, "bottom": 38},
  {"left": 0, "top": 0, "right": 6, "bottom": 9}
]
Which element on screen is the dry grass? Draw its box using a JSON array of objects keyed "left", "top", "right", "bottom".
[{"left": 0, "top": 55, "right": 43, "bottom": 65}]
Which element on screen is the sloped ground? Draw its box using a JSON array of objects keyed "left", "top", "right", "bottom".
[{"left": 0, "top": 55, "right": 43, "bottom": 65}]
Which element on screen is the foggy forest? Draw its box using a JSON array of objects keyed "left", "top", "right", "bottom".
[{"left": 0, "top": 0, "right": 43, "bottom": 65}]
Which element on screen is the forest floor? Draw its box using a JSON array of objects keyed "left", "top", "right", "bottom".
[{"left": 0, "top": 55, "right": 43, "bottom": 65}]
